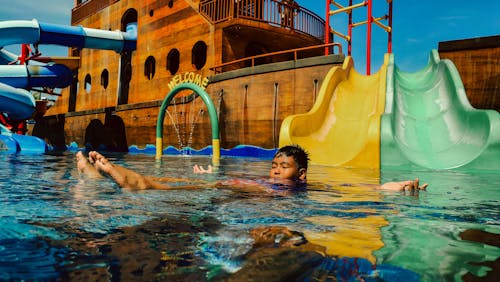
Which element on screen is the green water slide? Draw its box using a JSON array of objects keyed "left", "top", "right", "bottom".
[{"left": 381, "top": 50, "right": 500, "bottom": 171}]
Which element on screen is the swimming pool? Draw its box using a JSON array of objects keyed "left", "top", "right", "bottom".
[{"left": 0, "top": 152, "right": 498, "bottom": 281}]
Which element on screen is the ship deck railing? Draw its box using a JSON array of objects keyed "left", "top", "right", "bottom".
[
  {"left": 72, "top": 0, "right": 120, "bottom": 24},
  {"left": 210, "top": 42, "right": 343, "bottom": 74},
  {"left": 200, "top": 0, "right": 325, "bottom": 40}
]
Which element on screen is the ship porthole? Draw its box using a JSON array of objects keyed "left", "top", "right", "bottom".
[
  {"left": 145, "top": 56, "right": 156, "bottom": 80},
  {"left": 167, "top": 49, "right": 180, "bottom": 75},
  {"left": 101, "top": 69, "right": 109, "bottom": 89},
  {"left": 192, "top": 41, "right": 207, "bottom": 70},
  {"left": 84, "top": 74, "right": 91, "bottom": 93}
]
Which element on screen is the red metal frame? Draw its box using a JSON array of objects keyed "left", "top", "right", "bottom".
[
  {"left": 19, "top": 44, "right": 31, "bottom": 65},
  {"left": 325, "top": 0, "right": 330, "bottom": 55},
  {"left": 388, "top": 0, "right": 393, "bottom": 53},
  {"left": 325, "top": 0, "right": 393, "bottom": 74},
  {"left": 366, "top": 0, "right": 372, "bottom": 74},
  {"left": 348, "top": 0, "right": 353, "bottom": 56}
]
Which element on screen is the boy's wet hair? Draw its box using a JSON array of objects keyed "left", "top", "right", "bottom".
[{"left": 274, "top": 145, "right": 310, "bottom": 170}]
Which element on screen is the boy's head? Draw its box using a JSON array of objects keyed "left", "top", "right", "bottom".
[{"left": 270, "top": 145, "right": 309, "bottom": 182}]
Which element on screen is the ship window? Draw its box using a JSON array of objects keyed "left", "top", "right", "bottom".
[
  {"left": 149, "top": 10, "right": 154, "bottom": 17},
  {"left": 167, "top": 49, "right": 180, "bottom": 75},
  {"left": 145, "top": 56, "right": 156, "bottom": 80},
  {"left": 84, "top": 74, "right": 91, "bottom": 93},
  {"left": 71, "top": 48, "right": 80, "bottom": 57},
  {"left": 168, "top": 0, "right": 173, "bottom": 8},
  {"left": 121, "top": 9, "right": 138, "bottom": 32},
  {"left": 101, "top": 69, "right": 109, "bottom": 89},
  {"left": 192, "top": 41, "right": 207, "bottom": 70}
]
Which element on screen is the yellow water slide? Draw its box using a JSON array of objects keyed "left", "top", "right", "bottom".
[{"left": 279, "top": 55, "right": 389, "bottom": 168}]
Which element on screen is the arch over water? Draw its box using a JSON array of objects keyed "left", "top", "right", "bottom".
[{"left": 156, "top": 82, "right": 220, "bottom": 165}]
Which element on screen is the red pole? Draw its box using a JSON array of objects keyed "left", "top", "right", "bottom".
[
  {"left": 325, "top": 0, "right": 330, "bottom": 55},
  {"left": 366, "top": 0, "right": 372, "bottom": 75},
  {"left": 388, "top": 0, "right": 393, "bottom": 53},
  {"left": 348, "top": 0, "right": 353, "bottom": 56},
  {"left": 348, "top": 24, "right": 352, "bottom": 56},
  {"left": 19, "top": 44, "right": 30, "bottom": 65}
]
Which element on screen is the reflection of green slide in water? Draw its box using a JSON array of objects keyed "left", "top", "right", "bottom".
[{"left": 381, "top": 50, "right": 500, "bottom": 171}]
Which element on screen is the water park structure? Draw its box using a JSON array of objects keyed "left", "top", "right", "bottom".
[{"left": 0, "top": 0, "right": 498, "bottom": 171}]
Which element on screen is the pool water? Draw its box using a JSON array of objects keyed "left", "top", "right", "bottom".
[{"left": 0, "top": 152, "right": 498, "bottom": 281}]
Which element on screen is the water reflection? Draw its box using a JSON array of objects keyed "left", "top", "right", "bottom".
[{"left": 0, "top": 153, "right": 497, "bottom": 281}]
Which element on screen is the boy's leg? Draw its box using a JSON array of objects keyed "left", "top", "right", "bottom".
[{"left": 88, "top": 151, "right": 170, "bottom": 190}]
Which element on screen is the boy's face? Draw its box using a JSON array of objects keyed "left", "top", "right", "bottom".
[{"left": 269, "top": 153, "right": 306, "bottom": 182}]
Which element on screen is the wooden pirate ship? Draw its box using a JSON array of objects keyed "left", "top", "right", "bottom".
[{"left": 34, "top": 0, "right": 344, "bottom": 152}]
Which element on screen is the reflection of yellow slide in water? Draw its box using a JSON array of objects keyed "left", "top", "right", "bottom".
[
  {"left": 279, "top": 55, "right": 389, "bottom": 168},
  {"left": 304, "top": 215, "right": 388, "bottom": 263},
  {"left": 303, "top": 167, "right": 388, "bottom": 263}
]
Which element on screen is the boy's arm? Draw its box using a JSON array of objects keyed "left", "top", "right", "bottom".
[{"left": 380, "top": 178, "right": 428, "bottom": 192}]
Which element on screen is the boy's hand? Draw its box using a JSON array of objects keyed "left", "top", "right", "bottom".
[
  {"left": 380, "top": 178, "right": 428, "bottom": 195},
  {"left": 193, "top": 164, "right": 213, "bottom": 174}
]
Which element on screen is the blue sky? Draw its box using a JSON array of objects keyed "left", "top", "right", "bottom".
[
  {"left": 1, "top": 0, "right": 499, "bottom": 73},
  {"left": 298, "top": 0, "right": 500, "bottom": 73}
]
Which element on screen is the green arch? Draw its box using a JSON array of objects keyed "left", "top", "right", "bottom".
[{"left": 156, "top": 82, "right": 220, "bottom": 165}]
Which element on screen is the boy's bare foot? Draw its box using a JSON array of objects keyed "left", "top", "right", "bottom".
[
  {"left": 193, "top": 164, "right": 213, "bottom": 174},
  {"left": 76, "top": 151, "right": 103, "bottom": 179},
  {"left": 88, "top": 151, "right": 117, "bottom": 176}
]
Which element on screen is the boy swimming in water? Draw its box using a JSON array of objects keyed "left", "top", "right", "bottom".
[{"left": 76, "top": 145, "right": 427, "bottom": 192}]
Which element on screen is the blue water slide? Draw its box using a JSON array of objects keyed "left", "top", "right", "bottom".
[
  {"left": 0, "top": 123, "right": 47, "bottom": 154},
  {"left": 0, "top": 83, "right": 36, "bottom": 120},
  {"left": 0, "top": 48, "right": 19, "bottom": 65},
  {"left": 0, "top": 133, "right": 18, "bottom": 154},
  {"left": 0, "top": 19, "right": 137, "bottom": 153},
  {"left": 0, "top": 62, "right": 73, "bottom": 120},
  {"left": 0, "top": 64, "right": 73, "bottom": 89},
  {"left": 0, "top": 19, "right": 137, "bottom": 53}
]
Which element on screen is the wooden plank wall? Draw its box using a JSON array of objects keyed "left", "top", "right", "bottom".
[
  {"left": 439, "top": 35, "right": 500, "bottom": 111},
  {"left": 61, "top": 62, "right": 335, "bottom": 150}
]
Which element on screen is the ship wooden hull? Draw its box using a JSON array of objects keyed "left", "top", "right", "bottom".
[
  {"left": 438, "top": 35, "right": 500, "bottom": 111},
  {"left": 38, "top": 55, "right": 343, "bottom": 151}
]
